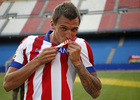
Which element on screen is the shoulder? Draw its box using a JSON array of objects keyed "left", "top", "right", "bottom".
[
  {"left": 75, "top": 37, "right": 90, "bottom": 48},
  {"left": 21, "top": 35, "right": 45, "bottom": 44}
]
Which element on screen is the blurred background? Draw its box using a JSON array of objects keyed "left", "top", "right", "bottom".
[{"left": 0, "top": 0, "right": 140, "bottom": 100}]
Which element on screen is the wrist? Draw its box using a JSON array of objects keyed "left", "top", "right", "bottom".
[
  {"left": 32, "top": 56, "right": 42, "bottom": 67},
  {"left": 72, "top": 59, "right": 82, "bottom": 68}
]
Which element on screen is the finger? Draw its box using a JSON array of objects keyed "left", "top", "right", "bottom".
[{"left": 43, "top": 47, "right": 57, "bottom": 54}]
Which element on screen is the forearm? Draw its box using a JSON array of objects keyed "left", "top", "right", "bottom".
[
  {"left": 74, "top": 62, "right": 101, "bottom": 99},
  {"left": 3, "top": 56, "right": 42, "bottom": 92}
]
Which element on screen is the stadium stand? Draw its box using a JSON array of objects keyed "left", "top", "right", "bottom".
[
  {"left": 8, "top": 1, "right": 37, "bottom": 16},
  {"left": 78, "top": 14, "right": 103, "bottom": 32},
  {"left": 0, "top": 0, "right": 140, "bottom": 72},
  {"left": 0, "top": 1, "right": 11, "bottom": 17},
  {"left": 71, "top": 0, "right": 79, "bottom": 7},
  {"left": 0, "top": 19, "right": 6, "bottom": 31},
  {"left": 80, "top": 0, "right": 107, "bottom": 12},
  {"left": 119, "top": 11, "right": 140, "bottom": 30},
  {"left": 104, "top": 0, "right": 115, "bottom": 11},
  {"left": 79, "top": 13, "right": 118, "bottom": 32},
  {"left": 87, "top": 37, "right": 120, "bottom": 64},
  {"left": 39, "top": 17, "right": 52, "bottom": 33},
  {"left": 1, "top": 18, "right": 28, "bottom": 35},
  {"left": 98, "top": 13, "right": 118, "bottom": 31},
  {"left": 44, "top": 0, "right": 70, "bottom": 12},
  {"left": 20, "top": 17, "right": 42, "bottom": 34},
  {"left": 118, "top": 0, "right": 140, "bottom": 8},
  {"left": 31, "top": 0, "right": 45, "bottom": 15}
]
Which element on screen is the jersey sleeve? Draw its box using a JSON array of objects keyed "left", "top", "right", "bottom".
[
  {"left": 78, "top": 39, "right": 96, "bottom": 72},
  {"left": 10, "top": 37, "right": 28, "bottom": 69}
]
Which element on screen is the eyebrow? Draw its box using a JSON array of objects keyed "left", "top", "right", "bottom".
[
  {"left": 60, "top": 25, "right": 78, "bottom": 29},
  {"left": 60, "top": 25, "right": 67, "bottom": 27}
]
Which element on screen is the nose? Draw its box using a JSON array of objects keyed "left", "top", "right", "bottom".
[{"left": 66, "top": 30, "right": 73, "bottom": 39}]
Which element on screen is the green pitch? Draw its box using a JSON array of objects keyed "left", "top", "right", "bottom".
[
  {"left": 0, "top": 71, "right": 140, "bottom": 100},
  {"left": 73, "top": 71, "right": 140, "bottom": 100}
]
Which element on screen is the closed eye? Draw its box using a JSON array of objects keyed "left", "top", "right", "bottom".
[
  {"left": 60, "top": 26, "right": 67, "bottom": 31},
  {"left": 72, "top": 27, "right": 78, "bottom": 32}
]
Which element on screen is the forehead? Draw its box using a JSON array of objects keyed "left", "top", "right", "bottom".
[{"left": 56, "top": 15, "right": 79, "bottom": 27}]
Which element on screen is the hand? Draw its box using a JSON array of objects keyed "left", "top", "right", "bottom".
[
  {"left": 67, "top": 41, "right": 81, "bottom": 66},
  {"left": 37, "top": 47, "right": 57, "bottom": 65}
]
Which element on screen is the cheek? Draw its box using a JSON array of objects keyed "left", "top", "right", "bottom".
[
  {"left": 56, "top": 30, "right": 66, "bottom": 39},
  {"left": 72, "top": 32, "right": 77, "bottom": 37}
]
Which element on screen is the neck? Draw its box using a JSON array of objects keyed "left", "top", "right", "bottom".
[{"left": 49, "top": 32, "right": 59, "bottom": 44}]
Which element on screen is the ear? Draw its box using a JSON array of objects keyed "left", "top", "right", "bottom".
[{"left": 50, "top": 20, "right": 55, "bottom": 30}]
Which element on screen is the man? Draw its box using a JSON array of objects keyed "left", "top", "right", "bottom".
[
  {"left": 12, "top": 83, "right": 24, "bottom": 100},
  {"left": 3, "top": 1, "right": 101, "bottom": 100}
]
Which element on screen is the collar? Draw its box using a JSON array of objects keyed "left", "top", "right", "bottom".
[{"left": 44, "top": 30, "right": 53, "bottom": 42}]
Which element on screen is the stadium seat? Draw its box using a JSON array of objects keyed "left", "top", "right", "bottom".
[
  {"left": 0, "top": 42, "right": 19, "bottom": 66},
  {"left": 0, "top": 19, "right": 6, "bottom": 31},
  {"left": 1, "top": 18, "right": 28, "bottom": 35},
  {"left": 87, "top": 37, "right": 120, "bottom": 64},
  {"left": 39, "top": 17, "right": 52, "bottom": 34},
  {"left": 112, "top": 47, "right": 140, "bottom": 63},
  {"left": 78, "top": 14, "right": 102, "bottom": 32},
  {"left": 98, "top": 13, "right": 117, "bottom": 31},
  {"left": 0, "top": 1, "right": 11, "bottom": 17},
  {"left": 79, "top": 13, "right": 118, "bottom": 32},
  {"left": 80, "top": 0, "right": 107, "bottom": 11},
  {"left": 111, "top": 36, "right": 140, "bottom": 63},
  {"left": 104, "top": 0, "right": 115, "bottom": 11},
  {"left": 31, "top": 0, "right": 45, "bottom": 15},
  {"left": 71, "top": 0, "right": 79, "bottom": 7},
  {"left": 119, "top": 11, "right": 140, "bottom": 30},
  {"left": 119, "top": 0, "right": 140, "bottom": 8},
  {"left": 20, "top": 17, "right": 42, "bottom": 34},
  {"left": 9, "top": 1, "right": 37, "bottom": 16},
  {"left": 44, "top": 0, "right": 70, "bottom": 13}
]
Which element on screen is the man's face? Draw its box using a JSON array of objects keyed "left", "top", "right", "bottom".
[{"left": 51, "top": 15, "right": 79, "bottom": 44}]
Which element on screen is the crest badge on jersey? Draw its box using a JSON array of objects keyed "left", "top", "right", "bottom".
[{"left": 13, "top": 47, "right": 19, "bottom": 59}]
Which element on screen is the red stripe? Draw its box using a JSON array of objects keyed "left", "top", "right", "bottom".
[
  {"left": 0, "top": 2, "right": 3, "bottom": 6},
  {"left": 84, "top": 40, "right": 94, "bottom": 66},
  {"left": 41, "top": 43, "right": 56, "bottom": 100},
  {"left": 23, "top": 48, "right": 27, "bottom": 65},
  {"left": 26, "top": 73, "right": 35, "bottom": 100},
  {"left": 61, "top": 53, "right": 71, "bottom": 100},
  {"left": 26, "top": 36, "right": 44, "bottom": 100},
  {"left": 41, "top": 62, "right": 52, "bottom": 100}
]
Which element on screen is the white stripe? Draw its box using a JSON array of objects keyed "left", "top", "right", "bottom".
[
  {"left": 51, "top": 53, "right": 61, "bottom": 100},
  {"left": 26, "top": 36, "right": 38, "bottom": 62},
  {"left": 33, "top": 65, "right": 44, "bottom": 100},
  {"left": 75, "top": 38, "right": 92, "bottom": 67}
]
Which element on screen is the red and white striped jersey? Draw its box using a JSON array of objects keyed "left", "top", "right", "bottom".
[{"left": 10, "top": 30, "right": 96, "bottom": 100}]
